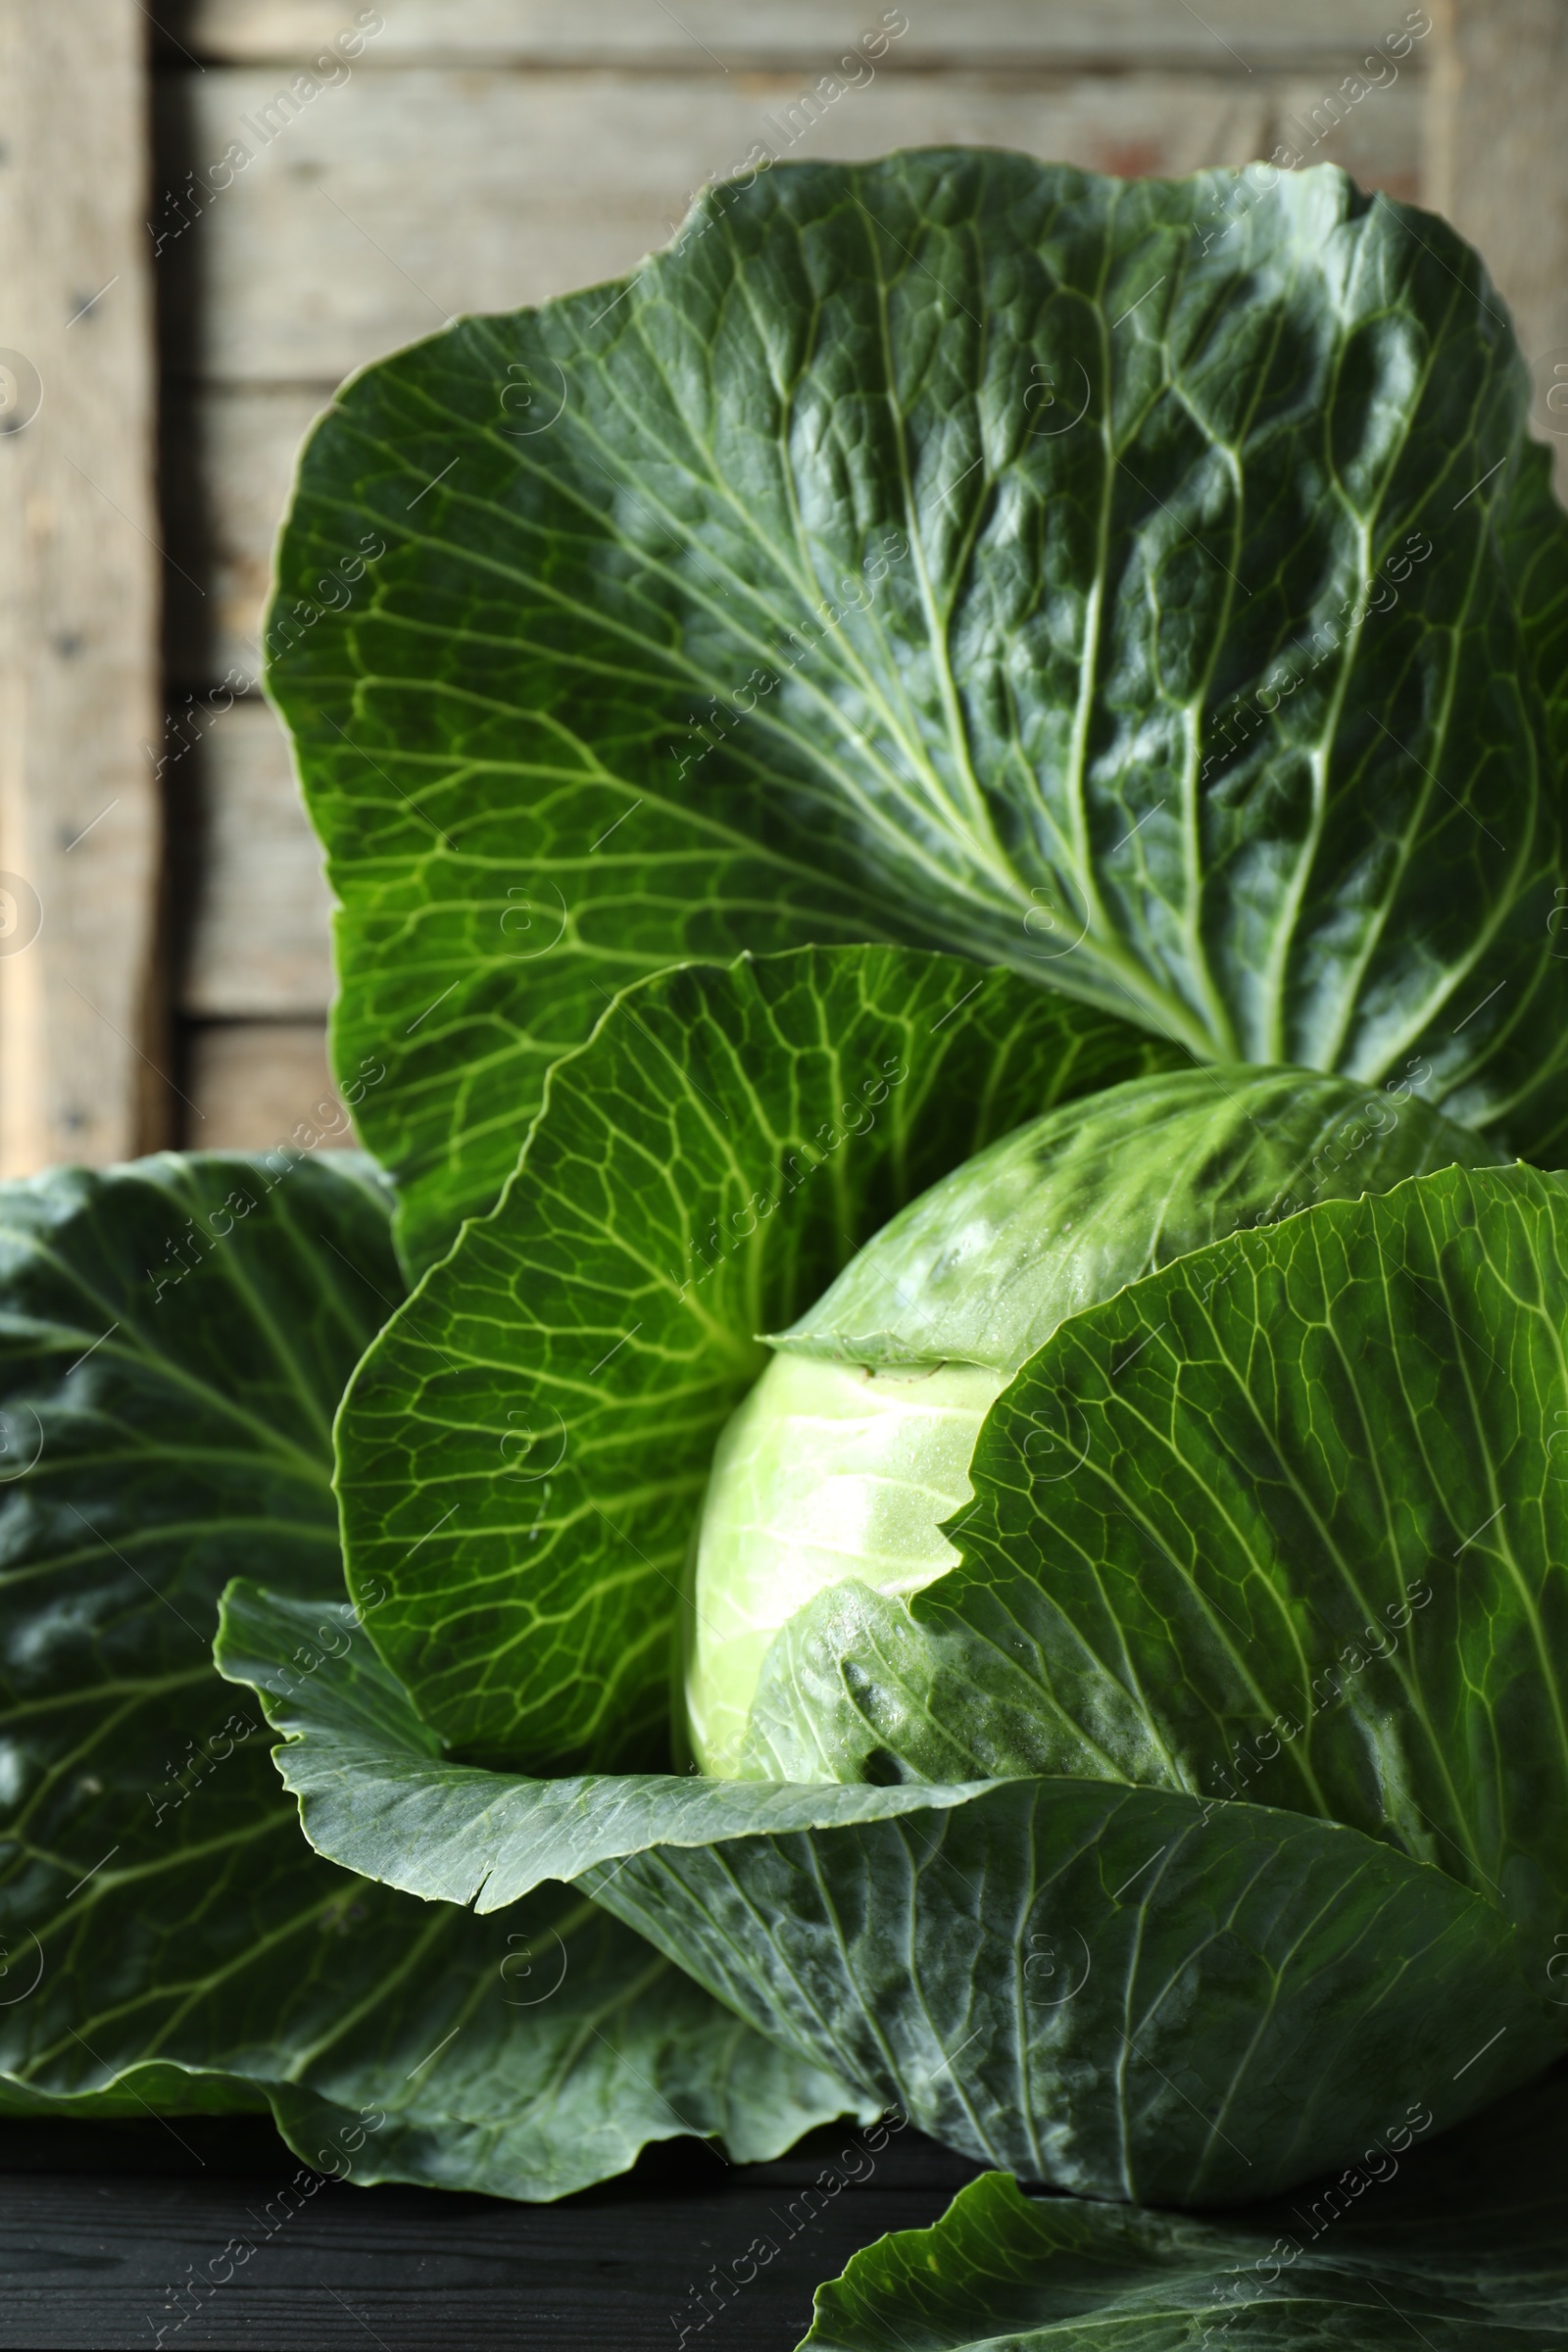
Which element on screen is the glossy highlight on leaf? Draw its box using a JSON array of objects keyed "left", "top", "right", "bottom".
[{"left": 778, "top": 1062, "right": 1495, "bottom": 1372}]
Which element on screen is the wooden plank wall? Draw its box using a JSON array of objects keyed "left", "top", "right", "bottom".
[
  {"left": 1427, "top": 0, "right": 1568, "bottom": 504},
  {"left": 144, "top": 0, "right": 1432, "bottom": 1149},
  {"left": 0, "top": 2, "right": 164, "bottom": 1175}
]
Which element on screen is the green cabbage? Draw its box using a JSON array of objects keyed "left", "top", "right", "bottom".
[
  {"left": 216, "top": 151, "right": 1568, "bottom": 2229},
  {"left": 14, "top": 144, "right": 1568, "bottom": 2346},
  {"left": 687, "top": 1062, "right": 1493, "bottom": 1774}
]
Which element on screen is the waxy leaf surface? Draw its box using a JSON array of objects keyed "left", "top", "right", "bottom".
[
  {"left": 0, "top": 1154, "right": 859, "bottom": 2194},
  {"left": 216, "top": 1587, "right": 1558, "bottom": 2207},
  {"left": 751, "top": 1163, "right": 1568, "bottom": 1977},
  {"left": 270, "top": 150, "right": 1568, "bottom": 1269}
]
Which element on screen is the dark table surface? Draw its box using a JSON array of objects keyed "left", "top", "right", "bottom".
[{"left": 0, "top": 2114, "right": 983, "bottom": 2350}]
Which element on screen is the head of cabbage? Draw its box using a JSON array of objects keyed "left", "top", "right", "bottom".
[
  {"left": 228, "top": 945, "right": 1568, "bottom": 2210},
  {"left": 683, "top": 1061, "right": 1494, "bottom": 1782},
  {"left": 225, "top": 145, "right": 1568, "bottom": 2223}
]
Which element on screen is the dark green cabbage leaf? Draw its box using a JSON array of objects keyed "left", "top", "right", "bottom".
[
  {"left": 268, "top": 150, "right": 1568, "bottom": 1272},
  {"left": 216, "top": 1578, "right": 1559, "bottom": 2207},
  {"left": 0, "top": 1152, "right": 861, "bottom": 2194},
  {"left": 802, "top": 2068, "right": 1568, "bottom": 2348}
]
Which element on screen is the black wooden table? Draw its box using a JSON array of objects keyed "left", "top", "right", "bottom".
[{"left": 0, "top": 2115, "right": 982, "bottom": 2349}]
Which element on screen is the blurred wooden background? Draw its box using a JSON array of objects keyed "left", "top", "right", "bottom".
[{"left": 1, "top": 0, "right": 1563, "bottom": 1169}]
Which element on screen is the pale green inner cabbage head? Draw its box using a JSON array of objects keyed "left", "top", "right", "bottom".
[
  {"left": 682, "top": 1065, "right": 1495, "bottom": 1777},
  {"left": 683, "top": 1355, "right": 1005, "bottom": 1774}
]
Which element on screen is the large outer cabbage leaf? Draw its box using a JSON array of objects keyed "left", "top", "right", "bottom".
[
  {"left": 269, "top": 149, "right": 1568, "bottom": 1274},
  {"left": 0, "top": 1154, "right": 861, "bottom": 2193},
  {"left": 214, "top": 1580, "right": 1559, "bottom": 2207}
]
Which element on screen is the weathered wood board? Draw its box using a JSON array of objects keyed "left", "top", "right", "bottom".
[
  {"left": 186, "top": 1017, "right": 346, "bottom": 1150},
  {"left": 0, "top": 1, "right": 165, "bottom": 1169},
  {"left": 174, "top": 2, "right": 1425, "bottom": 68},
  {"left": 1427, "top": 0, "right": 1568, "bottom": 499},
  {"left": 163, "top": 385, "right": 329, "bottom": 689},
  {"left": 182, "top": 696, "right": 334, "bottom": 1018},
  {"left": 157, "top": 68, "right": 1284, "bottom": 389}
]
